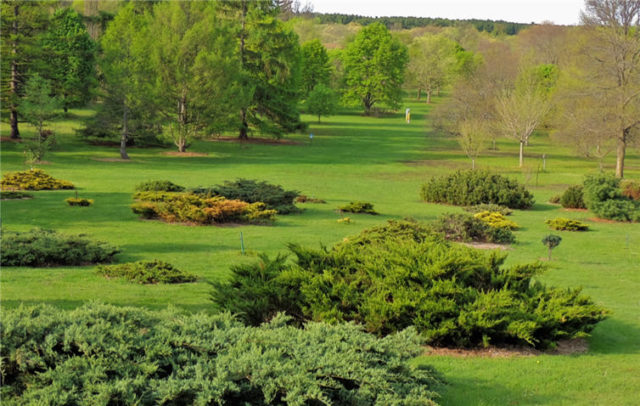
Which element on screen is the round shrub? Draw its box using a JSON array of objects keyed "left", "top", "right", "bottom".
[
  {"left": 583, "top": 174, "right": 640, "bottom": 222},
  {"left": 432, "top": 213, "right": 515, "bottom": 244},
  {"left": 559, "top": 185, "right": 586, "bottom": 209},
  {"left": 65, "top": 197, "right": 93, "bottom": 206},
  {"left": 135, "top": 179, "right": 185, "bottom": 192},
  {"left": 0, "top": 168, "right": 74, "bottom": 190},
  {"left": 420, "top": 170, "right": 534, "bottom": 209},
  {"left": 473, "top": 211, "right": 519, "bottom": 230},
  {"left": 545, "top": 218, "right": 589, "bottom": 231},
  {"left": 338, "top": 201, "right": 378, "bottom": 215}
]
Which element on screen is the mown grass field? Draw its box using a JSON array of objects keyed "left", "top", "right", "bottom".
[{"left": 1, "top": 97, "right": 639, "bottom": 405}]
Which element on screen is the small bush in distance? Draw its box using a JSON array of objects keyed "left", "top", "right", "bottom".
[
  {"left": 97, "top": 260, "right": 196, "bottom": 284},
  {"left": 621, "top": 179, "right": 640, "bottom": 201},
  {"left": 337, "top": 217, "right": 352, "bottom": 224},
  {"left": 0, "top": 168, "right": 74, "bottom": 190},
  {"left": 135, "top": 180, "right": 185, "bottom": 192},
  {"left": 560, "top": 185, "right": 586, "bottom": 209},
  {"left": 473, "top": 211, "right": 519, "bottom": 230},
  {"left": 65, "top": 197, "right": 93, "bottom": 206},
  {"left": 420, "top": 170, "right": 534, "bottom": 209},
  {"left": 339, "top": 201, "right": 378, "bottom": 215},
  {"left": 1, "top": 303, "right": 441, "bottom": 405},
  {"left": 464, "top": 204, "right": 513, "bottom": 216},
  {"left": 0, "top": 191, "right": 33, "bottom": 200},
  {"left": 432, "top": 213, "right": 515, "bottom": 244},
  {"left": 545, "top": 218, "right": 589, "bottom": 231},
  {"left": 542, "top": 234, "right": 562, "bottom": 260},
  {"left": 1, "top": 228, "right": 118, "bottom": 267},
  {"left": 549, "top": 194, "right": 561, "bottom": 204},
  {"left": 295, "top": 194, "right": 326, "bottom": 203},
  {"left": 192, "top": 179, "right": 300, "bottom": 214}
]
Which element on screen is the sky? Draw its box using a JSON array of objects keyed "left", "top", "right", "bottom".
[{"left": 310, "top": 0, "right": 586, "bottom": 26}]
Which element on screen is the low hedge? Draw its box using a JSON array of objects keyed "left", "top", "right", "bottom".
[
  {"left": 1, "top": 229, "right": 118, "bottom": 267},
  {"left": 65, "top": 197, "right": 93, "bottom": 206},
  {"left": 97, "top": 259, "right": 197, "bottom": 284},
  {"left": 192, "top": 179, "right": 300, "bottom": 214},
  {"left": 135, "top": 179, "right": 185, "bottom": 192},
  {"left": 212, "top": 220, "right": 607, "bottom": 349},
  {"left": 132, "top": 192, "right": 276, "bottom": 225},
  {"left": 432, "top": 213, "right": 515, "bottom": 244},
  {"left": 545, "top": 218, "right": 589, "bottom": 231},
  {"left": 0, "top": 169, "right": 74, "bottom": 190},
  {"left": 1, "top": 303, "right": 441, "bottom": 405},
  {"left": 420, "top": 170, "right": 534, "bottom": 209},
  {"left": 338, "top": 201, "right": 378, "bottom": 215}
]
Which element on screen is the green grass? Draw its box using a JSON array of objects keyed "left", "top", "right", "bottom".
[{"left": 2, "top": 98, "right": 639, "bottom": 405}]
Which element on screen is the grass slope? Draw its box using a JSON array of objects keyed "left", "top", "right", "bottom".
[{"left": 1, "top": 98, "right": 639, "bottom": 405}]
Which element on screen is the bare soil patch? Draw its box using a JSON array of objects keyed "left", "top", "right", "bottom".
[
  {"left": 425, "top": 338, "right": 588, "bottom": 358},
  {"left": 460, "top": 242, "right": 510, "bottom": 250},
  {"left": 162, "top": 151, "right": 208, "bottom": 157},
  {"left": 206, "top": 136, "right": 300, "bottom": 145}
]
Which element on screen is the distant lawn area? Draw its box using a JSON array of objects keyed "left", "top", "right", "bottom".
[{"left": 2, "top": 96, "right": 639, "bottom": 405}]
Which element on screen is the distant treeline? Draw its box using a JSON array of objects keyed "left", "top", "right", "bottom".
[{"left": 311, "top": 13, "right": 532, "bottom": 35}]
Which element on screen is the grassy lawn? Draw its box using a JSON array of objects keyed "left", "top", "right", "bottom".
[{"left": 1, "top": 97, "right": 639, "bottom": 405}]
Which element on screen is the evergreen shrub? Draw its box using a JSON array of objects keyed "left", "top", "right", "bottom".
[
  {"left": 0, "top": 169, "right": 74, "bottom": 190},
  {"left": 559, "top": 185, "right": 586, "bottom": 209},
  {"left": 65, "top": 197, "right": 93, "bottom": 206},
  {"left": 1, "top": 229, "right": 118, "bottom": 267},
  {"left": 464, "top": 204, "right": 513, "bottom": 216},
  {"left": 621, "top": 179, "right": 640, "bottom": 201},
  {"left": 420, "top": 170, "right": 534, "bottom": 209},
  {"left": 473, "top": 211, "right": 519, "bottom": 229},
  {"left": 192, "top": 179, "right": 300, "bottom": 214},
  {"left": 583, "top": 174, "right": 640, "bottom": 222},
  {"left": 1, "top": 303, "right": 441, "bottom": 405},
  {"left": 213, "top": 220, "right": 607, "bottom": 348},
  {"left": 338, "top": 201, "right": 378, "bottom": 214},
  {"left": 135, "top": 180, "right": 185, "bottom": 192},
  {"left": 0, "top": 191, "right": 33, "bottom": 200},
  {"left": 432, "top": 213, "right": 515, "bottom": 244},
  {"left": 97, "top": 260, "right": 196, "bottom": 284},
  {"left": 545, "top": 218, "right": 589, "bottom": 231}
]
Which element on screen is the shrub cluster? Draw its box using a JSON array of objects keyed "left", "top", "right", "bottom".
[
  {"left": 1, "top": 303, "right": 441, "bottom": 405},
  {"left": 583, "top": 174, "right": 640, "bottom": 222},
  {"left": 473, "top": 211, "right": 519, "bottom": 230},
  {"left": 559, "top": 185, "right": 586, "bottom": 209},
  {"left": 621, "top": 179, "right": 640, "bottom": 201},
  {"left": 65, "top": 197, "right": 93, "bottom": 206},
  {"left": 0, "top": 169, "right": 74, "bottom": 190},
  {"left": 192, "top": 179, "right": 300, "bottom": 214},
  {"left": 131, "top": 192, "right": 276, "bottom": 224},
  {"left": 432, "top": 213, "right": 515, "bottom": 244},
  {"left": 545, "top": 218, "right": 589, "bottom": 231},
  {"left": 464, "top": 204, "right": 513, "bottom": 216},
  {"left": 135, "top": 179, "right": 185, "bottom": 192},
  {"left": 420, "top": 170, "right": 534, "bottom": 209},
  {"left": 338, "top": 201, "right": 378, "bottom": 215},
  {"left": 0, "top": 191, "right": 33, "bottom": 200},
  {"left": 97, "top": 260, "right": 197, "bottom": 284},
  {"left": 212, "top": 221, "right": 607, "bottom": 348},
  {"left": 1, "top": 229, "right": 118, "bottom": 267},
  {"left": 549, "top": 194, "right": 561, "bottom": 204}
]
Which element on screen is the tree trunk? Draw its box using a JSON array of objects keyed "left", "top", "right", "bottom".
[
  {"left": 318, "top": 114, "right": 321, "bottom": 123},
  {"left": 120, "top": 103, "right": 130, "bottom": 160},
  {"left": 519, "top": 140, "right": 525, "bottom": 167},
  {"left": 417, "top": 88, "right": 421, "bottom": 100},
  {"left": 178, "top": 142, "right": 186, "bottom": 153},
  {"left": 615, "top": 132, "right": 626, "bottom": 178},
  {"left": 10, "top": 4, "right": 20, "bottom": 139},
  {"left": 177, "top": 93, "right": 188, "bottom": 151},
  {"left": 548, "top": 247, "right": 552, "bottom": 261},
  {"left": 239, "top": 108, "right": 248, "bottom": 140},
  {"left": 238, "top": 1, "right": 248, "bottom": 140},
  {"left": 472, "top": 158, "right": 475, "bottom": 170},
  {"left": 426, "top": 91, "right": 431, "bottom": 104}
]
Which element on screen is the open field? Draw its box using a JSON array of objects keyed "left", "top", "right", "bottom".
[{"left": 2, "top": 97, "right": 639, "bottom": 405}]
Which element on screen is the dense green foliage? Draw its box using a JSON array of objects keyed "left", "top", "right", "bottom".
[
  {"left": 545, "top": 218, "right": 589, "bottom": 231},
  {"left": 212, "top": 221, "right": 607, "bottom": 348},
  {"left": 192, "top": 178, "right": 300, "bottom": 214},
  {"left": 420, "top": 170, "right": 535, "bottom": 209},
  {"left": 65, "top": 197, "right": 93, "bottom": 206},
  {"left": 560, "top": 185, "right": 586, "bottom": 209},
  {"left": 1, "top": 229, "right": 118, "bottom": 267},
  {"left": 0, "top": 169, "right": 73, "bottom": 190},
  {"left": 338, "top": 201, "right": 378, "bottom": 215},
  {"left": 583, "top": 174, "right": 640, "bottom": 222},
  {"left": 342, "top": 22, "right": 408, "bottom": 114},
  {"left": 0, "top": 190, "right": 33, "bottom": 200},
  {"left": 300, "top": 39, "right": 331, "bottom": 96},
  {"left": 305, "top": 84, "right": 338, "bottom": 122},
  {"left": 97, "top": 260, "right": 197, "bottom": 284},
  {"left": 432, "top": 213, "right": 515, "bottom": 244},
  {"left": 135, "top": 180, "right": 185, "bottom": 193},
  {"left": 473, "top": 211, "right": 519, "bottom": 230},
  {"left": 131, "top": 192, "right": 277, "bottom": 225},
  {"left": 464, "top": 204, "right": 513, "bottom": 216},
  {"left": 0, "top": 303, "right": 441, "bottom": 405}
]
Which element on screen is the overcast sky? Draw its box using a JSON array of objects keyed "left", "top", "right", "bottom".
[{"left": 310, "top": 0, "right": 586, "bottom": 26}]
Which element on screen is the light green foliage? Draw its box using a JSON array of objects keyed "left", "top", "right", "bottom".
[
  {"left": 19, "top": 74, "right": 58, "bottom": 163},
  {"left": 65, "top": 197, "right": 93, "bottom": 207},
  {"left": 40, "top": 7, "right": 96, "bottom": 111},
  {"left": 464, "top": 204, "right": 513, "bottom": 216},
  {"left": 473, "top": 211, "right": 519, "bottom": 229},
  {"left": 545, "top": 218, "right": 589, "bottom": 231},
  {"left": 0, "top": 168, "right": 73, "bottom": 191},
  {"left": 300, "top": 39, "right": 332, "bottom": 96},
  {"left": 0, "top": 228, "right": 118, "bottom": 267},
  {"left": 1, "top": 303, "right": 442, "bottom": 405},
  {"left": 305, "top": 84, "right": 338, "bottom": 122},
  {"left": 97, "top": 260, "right": 197, "bottom": 284},
  {"left": 213, "top": 221, "right": 607, "bottom": 348},
  {"left": 342, "top": 22, "right": 408, "bottom": 114}
]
